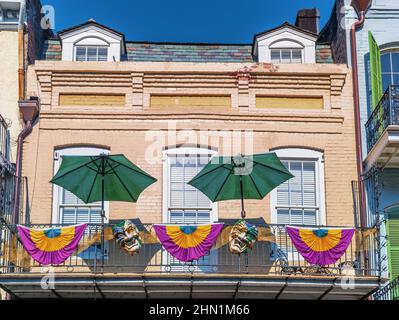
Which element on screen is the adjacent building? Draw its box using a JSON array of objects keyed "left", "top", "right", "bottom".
[
  {"left": 320, "top": 0, "right": 399, "bottom": 298},
  {"left": 0, "top": 0, "right": 48, "bottom": 300},
  {"left": 0, "top": 8, "right": 381, "bottom": 299}
]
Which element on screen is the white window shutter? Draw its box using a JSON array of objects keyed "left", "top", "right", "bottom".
[
  {"left": 61, "top": 209, "right": 76, "bottom": 225},
  {"left": 276, "top": 159, "right": 319, "bottom": 226}
]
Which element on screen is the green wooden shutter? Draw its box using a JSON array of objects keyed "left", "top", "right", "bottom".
[
  {"left": 369, "top": 31, "right": 383, "bottom": 109},
  {"left": 386, "top": 206, "right": 399, "bottom": 281}
]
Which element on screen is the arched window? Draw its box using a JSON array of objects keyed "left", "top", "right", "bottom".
[
  {"left": 162, "top": 146, "right": 218, "bottom": 224},
  {"left": 51, "top": 146, "right": 110, "bottom": 224},
  {"left": 162, "top": 146, "right": 218, "bottom": 271},
  {"left": 270, "top": 39, "right": 304, "bottom": 64},
  {"left": 270, "top": 148, "right": 325, "bottom": 226},
  {"left": 74, "top": 37, "right": 109, "bottom": 62},
  {"left": 381, "top": 50, "right": 399, "bottom": 91}
]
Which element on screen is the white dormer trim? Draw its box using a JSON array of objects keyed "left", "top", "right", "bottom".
[
  {"left": 59, "top": 23, "right": 125, "bottom": 62},
  {"left": 74, "top": 36, "right": 110, "bottom": 46},
  {"left": 254, "top": 25, "right": 317, "bottom": 64}
]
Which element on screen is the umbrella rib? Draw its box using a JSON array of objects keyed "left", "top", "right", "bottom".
[
  {"left": 248, "top": 158, "right": 293, "bottom": 176},
  {"left": 51, "top": 157, "right": 101, "bottom": 182},
  {"left": 247, "top": 168, "right": 263, "bottom": 199},
  {"left": 106, "top": 157, "right": 156, "bottom": 180},
  {"left": 85, "top": 171, "right": 99, "bottom": 203},
  {"left": 104, "top": 163, "right": 121, "bottom": 175},
  {"left": 105, "top": 158, "right": 138, "bottom": 202},
  {"left": 189, "top": 163, "right": 231, "bottom": 184},
  {"left": 212, "top": 171, "right": 232, "bottom": 202}
]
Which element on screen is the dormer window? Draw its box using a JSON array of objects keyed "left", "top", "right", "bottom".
[
  {"left": 75, "top": 46, "right": 109, "bottom": 61},
  {"left": 253, "top": 22, "right": 317, "bottom": 64},
  {"left": 58, "top": 20, "right": 126, "bottom": 62},
  {"left": 270, "top": 48, "right": 303, "bottom": 64}
]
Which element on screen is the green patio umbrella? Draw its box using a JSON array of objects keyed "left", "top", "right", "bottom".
[
  {"left": 51, "top": 154, "right": 157, "bottom": 217},
  {"left": 188, "top": 153, "right": 293, "bottom": 218},
  {"left": 51, "top": 154, "right": 157, "bottom": 264}
]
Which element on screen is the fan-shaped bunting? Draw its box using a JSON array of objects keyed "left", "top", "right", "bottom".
[
  {"left": 17, "top": 224, "right": 87, "bottom": 265},
  {"left": 286, "top": 226, "right": 355, "bottom": 266},
  {"left": 153, "top": 224, "right": 224, "bottom": 262}
]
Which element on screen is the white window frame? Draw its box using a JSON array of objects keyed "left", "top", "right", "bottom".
[
  {"left": 74, "top": 45, "right": 109, "bottom": 62},
  {"left": 270, "top": 148, "right": 326, "bottom": 226},
  {"left": 270, "top": 48, "right": 303, "bottom": 64},
  {"left": 162, "top": 147, "right": 218, "bottom": 224},
  {"left": 161, "top": 147, "right": 218, "bottom": 272},
  {"left": 51, "top": 146, "right": 110, "bottom": 224}
]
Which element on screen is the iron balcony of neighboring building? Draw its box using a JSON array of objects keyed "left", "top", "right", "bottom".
[
  {"left": 365, "top": 85, "right": 399, "bottom": 171},
  {"left": 0, "top": 222, "right": 381, "bottom": 300}
]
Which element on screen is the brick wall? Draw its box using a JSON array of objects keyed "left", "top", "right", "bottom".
[{"left": 23, "top": 61, "right": 356, "bottom": 227}]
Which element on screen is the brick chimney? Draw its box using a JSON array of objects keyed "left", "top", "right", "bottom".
[{"left": 295, "top": 8, "right": 320, "bottom": 34}]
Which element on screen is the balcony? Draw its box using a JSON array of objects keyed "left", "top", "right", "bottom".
[
  {"left": 0, "top": 222, "right": 381, "bottom": 299},
  {"left": 365, "top": 85, "right": 399, "bottom": 171}
]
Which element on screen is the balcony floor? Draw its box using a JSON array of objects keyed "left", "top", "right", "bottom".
[
  {"left": 0, "top": 273, "right": 380, "bottom": 300},
  {"left": 365, "top": 126, "right": 399, "bottom": 171}
]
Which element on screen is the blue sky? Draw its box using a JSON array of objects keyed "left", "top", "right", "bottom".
[{"left": 44, "top": 0, "right": 335, "bottom": 43}]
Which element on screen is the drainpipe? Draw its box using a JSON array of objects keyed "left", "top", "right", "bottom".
[
  {"left": 12, "top": 0, "right": 27, "bottom": 224},
  {"left": 18, "top": 0, "right": 26, "bottom": 99},
  {"left": 12, "top": 98, "right": 39, "bottom": 224},
  {"left": 350, "top": 0, "right": 372, "bottom": 228}
]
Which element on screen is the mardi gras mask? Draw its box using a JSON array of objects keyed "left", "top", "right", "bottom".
[
  {"left": 113, "top": 220, "right": 142, "bottom": 255},
  {"left": 229, "top": 219, "right": 258, "bottom": 254}
]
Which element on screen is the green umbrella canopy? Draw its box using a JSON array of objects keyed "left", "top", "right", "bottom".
[
  {"left": 188, "top": 152, "right": 293, "bottom": 218},
  {"left": 50, "top": 154, "right": 157, "bottom": 204}
]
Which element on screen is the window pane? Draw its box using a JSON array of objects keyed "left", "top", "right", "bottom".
[
  {"left": 89, "top": 208, "right": 102, "bottom": 224},
  {"left": 291, "top": 50, "right": 302, "bottom": 63},
  {"left": 275, "top": 159, "right": 319, "bottom": 226},
  {"left": 304, "top": 210, "right": 317, "bottom": 225},
  {"left": 76, "top": 208, "right": 89, "bottom": 224},
  {"left": 381, "top": 53, "right": 391, "bottom": 73},
  {"left": 168, "top": 154, "right": 212, "bottom": 225},
  {"left": 75, "top": 47, "right": 86, "bottom": 61},
  {"left": 289, "top": 161, "right": 303, "bottom": 206},
  {"left": 170, "top": 211, "right": 184, "bottom": 223},
  {"left": 271, "top": 50, "right": 281, "bottom": 62},
  {"left": 281, "top": 50, "right": 291, "bottom": 63},
  {"left": 61, "top": 208, "right": 76, "bottom": 224},
  {"left": 382, "top": 73, "right": 392, "bottom": 92},
  {"left": 277, "top": 208, "right": 290, "bottom": 224},
  {"left": 62, "top": 189, "right": 83, "bottom": 205},
  {"left": 290, "top": 209, "right": 304, "bottom": 225},
  {"left": 98, "top": 47, "right": 108, "bottom": 61},
  {"left": 392, "top": 52, "right": 399, "bottom": 73},
  {"left": 393, "top": 73, "right": 399, "bottom": 86},
  {"left": 197, "top": 211, "right": 210, "bottom": 224},
  {"left": 303, "top": 162, "right": 316, "bottom": 206},
  {"left": 277, "top": 189, "right": 289, "bottom": 205},
  {"left": 183, "top": 211, "right": 197, "bottom": 224},
  {"left": 87, "top": 47, "right": 97, "bottom": 61}
]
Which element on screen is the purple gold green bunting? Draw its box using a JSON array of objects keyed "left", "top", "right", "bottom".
[
  {"left": 286, "top": 226, "right": 355, "bottom": 266},
  {"left": 17, "top": 224, "right": 87, "bottom": 265},
  {"left": 153, "top": 224, "right": 224, "bottom": 262}
]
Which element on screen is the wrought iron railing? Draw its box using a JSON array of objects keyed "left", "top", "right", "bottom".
[
  {"left": 0, "top": 115, "right": 11, "bottom": 164},
  {"left": 0, "top": 175, "right": 29, "bottom": 225},
  {"left": 0, "top": 223, "right": 379, "bottom": 277},
  {"left": 365, "top": 85, "right": 399, "bottom": 152},
  {"left": 371, "top": 276, "right": 399, "bottom": 300}
]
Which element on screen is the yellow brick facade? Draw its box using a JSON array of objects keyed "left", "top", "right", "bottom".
[
  {"left": 0, "top": 31, "right": 20, "bottom": 161},
  {"left": 59, "top": 93, "right": 126, "bottom": 106},
  {"left": 22, "top": 61, "right": 357, "bottom": 227}
]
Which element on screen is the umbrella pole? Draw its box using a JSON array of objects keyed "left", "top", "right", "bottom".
[
  {"left": 101, "top": 157, "right": 105, "bottom": 271},
  {"left": 239, "top": 175, "right": 246, "bottom": 219}
]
